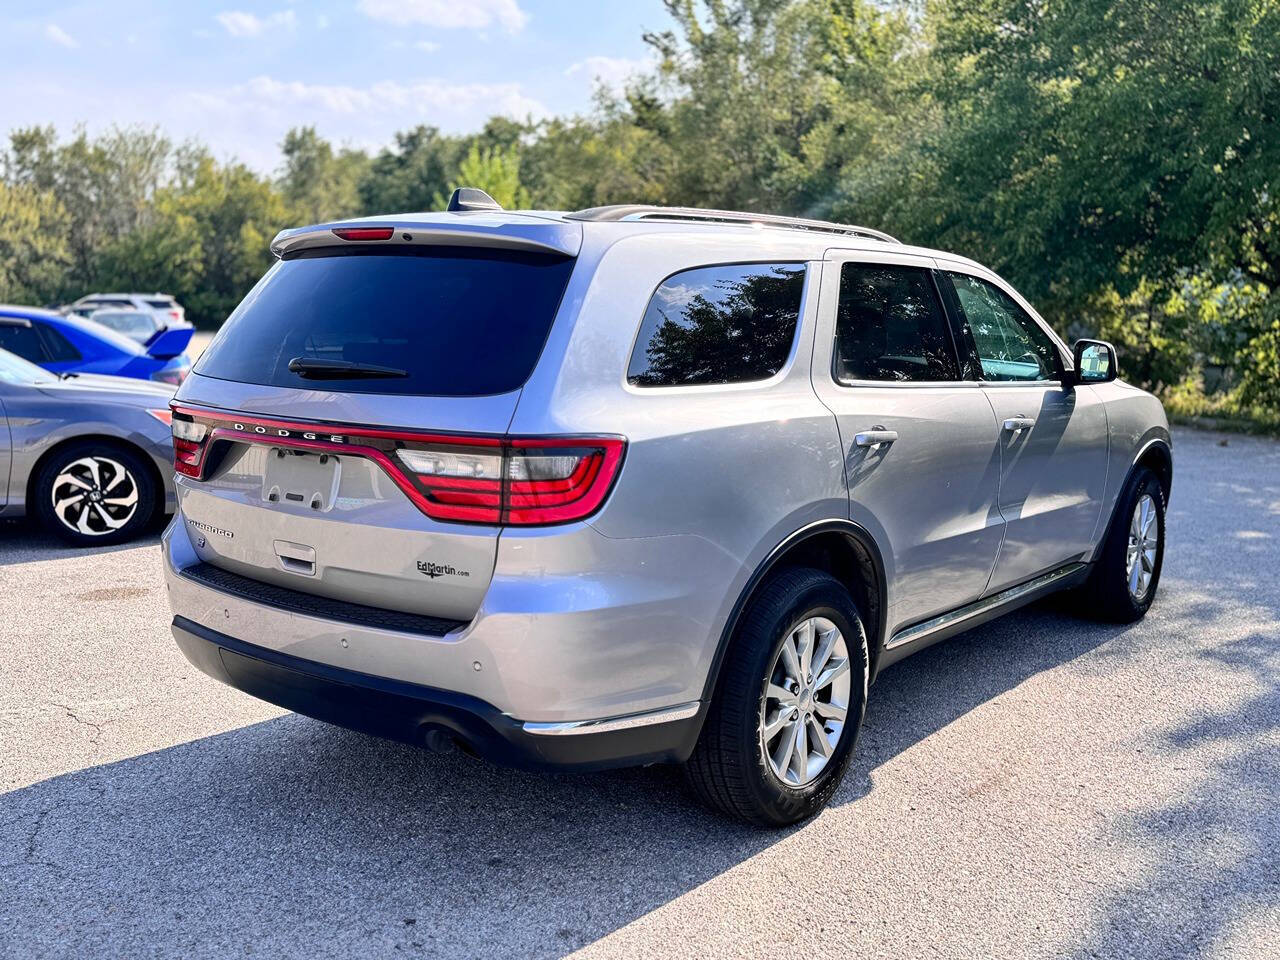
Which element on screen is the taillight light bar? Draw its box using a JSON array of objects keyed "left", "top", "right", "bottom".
[{"left": 169, "top": 405, "right": 624, "bottom": 527}]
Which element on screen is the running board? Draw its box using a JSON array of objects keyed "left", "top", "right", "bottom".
[{"left": 885, "top": 562, "right": 1087, "bottom": 650}]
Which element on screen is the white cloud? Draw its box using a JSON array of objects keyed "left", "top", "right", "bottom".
[
  {"left": 185, "top": 74, "right": 547, "bottom": 123},
  {"left": 215, "top": 10, "right": 298, "bottom": 38},
  {"left": 45, "top": 24, "right": 79, "bottom": 49},
  {"left": 357, "top": 0, "right": 528, "bottom": 33},
  {"left": 415, "top": 40, "right": 441, "bottom": 52},
  {"left": 565, "top": 55, "right": 654, "bottom": 96}
]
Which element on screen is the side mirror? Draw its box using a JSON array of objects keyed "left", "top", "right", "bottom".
[{"left": 1070, "top": 339, "right": 1118, "bottom": 386}]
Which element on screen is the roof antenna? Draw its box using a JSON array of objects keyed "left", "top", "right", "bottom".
[{"left": 446, "top": 187, "right": 503, "bottom": 212}]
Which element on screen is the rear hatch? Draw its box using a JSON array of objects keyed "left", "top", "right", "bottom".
[{"left": 171, "top": 219, "right": 580, "bottom": 624}]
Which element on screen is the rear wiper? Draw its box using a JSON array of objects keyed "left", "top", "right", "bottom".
[{"left": 287, "top": 357, "right": 408, "bottom": 379}]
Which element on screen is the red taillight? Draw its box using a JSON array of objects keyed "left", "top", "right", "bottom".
[
  {"left": 168, "top": 309, "right": 181, "bottom": 320},
  {"left": 332, "top": 227, "right": 395, "bottom": 242},
  {"left": 396, "top": 437, "right": 625, "bottom": 525},
  {"left": 169, "top": 405, "right": 625, "bottom": 526},
  {"left": 504, "top": 440, "right": 624, "bottom": 524},
  {"left": 171, "top": 414, "right": 210, "bottom": 477}
]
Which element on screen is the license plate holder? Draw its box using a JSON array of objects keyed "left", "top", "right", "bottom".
[{"left": 262, "top": 449, "right": 341, "bottom": 512}]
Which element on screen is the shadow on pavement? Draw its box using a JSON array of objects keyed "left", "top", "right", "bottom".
[
  {"left": 0, "top": 518, "right": 163, "bottom": 568},
  {"left": 0, "top": 598, "right": 1123, "bottom": 959}
]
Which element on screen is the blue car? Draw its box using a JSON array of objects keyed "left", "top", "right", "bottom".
[{"left": 0, "top": 305, "right": 193, "bottom": 385}]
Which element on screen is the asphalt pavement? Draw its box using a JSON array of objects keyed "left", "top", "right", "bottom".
[{"left": 1, "top": 426, "right": 1277, "bottom": 959}]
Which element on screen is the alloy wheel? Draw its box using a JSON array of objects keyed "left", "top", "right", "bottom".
[
  {"left": 50, "top": 456, "right": 139, "bottom": 537},
  {"left": 1125, "top": 493, "right": 1159, "bottom": 601},
  {"left": 759, "top": 616, "right": 852, "bottom": 787}
]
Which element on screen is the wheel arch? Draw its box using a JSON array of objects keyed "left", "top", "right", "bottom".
[
  {"left": 27, "top": 433, "right": 167, "bottom": 524},
  {"left": 699, "top": 519, "right": 889, "bottom": 707},
  {"left": 1134, "top": 436, "right": 1173, "bottom": 498},
  {"left": 1090, "top": 435, "right": 1172, "bottom": 563}
]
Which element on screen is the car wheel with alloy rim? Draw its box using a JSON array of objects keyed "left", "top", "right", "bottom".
[
  {"left": 687, "top": 567, "right": 869, "bottom": 826},
  {"left": 34, "top": 441, "right": 158, "bottom": 546},
  {"left": 1079, "top": 465, "right": 1165, "bottom": 623}
]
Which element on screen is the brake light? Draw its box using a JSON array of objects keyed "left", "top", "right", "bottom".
[
  {"left": 395, "top": 437, "right": 624, "bottom": 525},
  {"left": 168, "top": 309, "right": 181, "bottom": 320},
  {"left": 171, "top": 415, "right": 209, "bottom": 477},
  {"left": 168, "top": 405, "right": 625, "bottom": 526},
  {"left": 332, "top": 227, "right": 395, "bottom": 242}
]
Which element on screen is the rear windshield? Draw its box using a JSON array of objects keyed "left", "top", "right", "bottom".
[{"left": 194, "top": 246, "right": 576, "bottom": 396}]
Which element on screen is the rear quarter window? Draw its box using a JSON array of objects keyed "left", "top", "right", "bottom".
[
  {"left": 37, "top": 322, "right": 82, "bottom": 362},
  {"left": 628, "top": 263, "right": 806, "bottom": 387},
  {"left": 194, "top": 246, "right": 576, "bottom": 396}
]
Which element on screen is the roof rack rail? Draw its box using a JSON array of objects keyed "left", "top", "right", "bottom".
[{"left": 564, "top": 204, "right": 900, "bottom": 244}]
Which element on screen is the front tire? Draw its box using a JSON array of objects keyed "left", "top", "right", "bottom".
[
  {"left": 1079, "top": 466, "right": 1166, "bottom": 623},
  {"left": 686, "top": 568, "right": 869, "bottom": 826},
  {"left": 33, "top": 441, "right": 158, "bottom": 546}
]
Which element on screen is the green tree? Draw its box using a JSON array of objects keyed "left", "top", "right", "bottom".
[
  {"left": 643, "top": 0, "right": 911, "bottom": 214},
  {"left": 279, "top": 126, "right": 369, "bottom": 224},
  {"left": 4, "top": 125, "right": 171, "bottom": 293},
  {"left": 433, "top": 143, "right": 531, "bottom": 210},
  {"left": 0, "top": 182, "right": 71, "bottom": 304},
  {"left": 358, "top": 125, "right": 465, "bottom": 214}
]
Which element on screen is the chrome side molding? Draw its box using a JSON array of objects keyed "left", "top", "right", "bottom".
[
  {"left": 885, "top": 562, "right": 1087, "bottom": 650},
  {"left": 522, "top": 701, "right": 700, "bottom": 736}
]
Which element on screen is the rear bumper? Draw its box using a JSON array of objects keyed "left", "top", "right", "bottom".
[{"left": 172, "top": 615, "right": 702, "bottom": 772}]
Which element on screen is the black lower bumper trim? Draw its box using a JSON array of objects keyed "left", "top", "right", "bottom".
[
  {"left": 171, "top": 616, "right": 701, "bottom": 772},
  {"left": 178, "top": 562, "right": 467, "bottom": 637}
]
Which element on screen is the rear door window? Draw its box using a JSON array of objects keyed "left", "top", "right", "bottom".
[
  {"left": 832, "top": 263, "right": 958, "bottom": 383},
  {"left": 627, "top": 263, "right": 805, "bottom": 387},
  {"left": 195, "top": 246, "right": 576, "bottom": 396},
  {"left": 0, "top": 323, "right": 47, "bottom": 363}
]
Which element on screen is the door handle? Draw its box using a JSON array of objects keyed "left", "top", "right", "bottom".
[
  {"left": 1003, "top": 416, "right": 1036, "bottom": 433},
  {"left": 854, "top": 428, "right": 899, "bottom": 447}
]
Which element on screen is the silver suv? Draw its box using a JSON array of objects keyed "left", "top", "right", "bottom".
[{"left": 162, "top": 195, "right": 1171, "bottom": 825}]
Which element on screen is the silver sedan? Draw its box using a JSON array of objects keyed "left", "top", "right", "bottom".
[{"left": 0, "top": 347, "right": 175, "bottom": 545}]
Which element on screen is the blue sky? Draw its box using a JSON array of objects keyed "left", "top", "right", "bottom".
[{"left": 0, "top": 1, "right": 671, "bottom": 173}]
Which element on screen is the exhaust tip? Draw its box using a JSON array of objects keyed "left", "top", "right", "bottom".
[{"left": 421, "top": 725, "right": 457, "bottom": 755}]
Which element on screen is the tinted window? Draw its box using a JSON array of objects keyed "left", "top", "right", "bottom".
[
  {"left": 628, "top": 263, "right": 805, "bottom": 387},
  {"left": 195, "top": 246, "right": 575, "bottom": 396},
  {"left": 37, "top": 323, "right": 82, "bottom": 361},
  {"left": 0, "top": 323, "right": 46, "bottom": 362},
  {"left": 145, "top": 299, "right": 175, "bottom": 309},
  {"left": 947, "top": 273, "right": 1059, "bottom": 381},
  {"left": 833, "top": 264, "right": 957, "bottom": 383}
]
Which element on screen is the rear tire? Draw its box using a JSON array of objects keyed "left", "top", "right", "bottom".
[
  {"left": 34, "top": 441, "right": 158, "bottom": 547},
  {"left": 1078, "top": 466, "right": 1166, "bottom": 623},
  {"left": 686, "top": 567, "right": 869, "bottom": 826}
]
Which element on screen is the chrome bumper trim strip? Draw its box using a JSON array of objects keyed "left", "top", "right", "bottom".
[
  {"left": 886, "top": 562, "right": 1087, "bottom": 650},
  {"left": 522, "top": 701, "right": 700, "bottom": 736}
]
